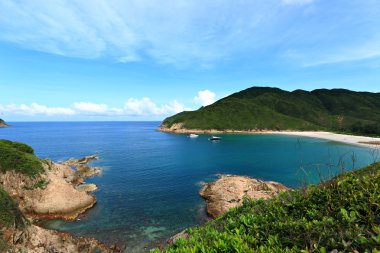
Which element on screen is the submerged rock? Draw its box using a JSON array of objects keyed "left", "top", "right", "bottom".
[
  {"left": 62, "top": 155, "right": 98, "bottom": 167},
  {"left": 200, "top": 175, "right": 290, "bottom": 218},
  {"left": 76, "top": 184, "right": 98, "bottom": 192},
  {"left": 76, "top": 165, "right": 102, "bottom": 178},
  {"left": 167, "top": 230, "right": 189, "bottom": 245}
]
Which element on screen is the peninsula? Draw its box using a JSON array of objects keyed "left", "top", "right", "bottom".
[{"left": 0, "top": 140, "right": 114, "bottom": 252}]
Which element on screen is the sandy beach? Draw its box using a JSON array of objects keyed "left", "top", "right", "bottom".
[
  {"left": 160, "top": 126, "right": 380, "bottom": 148},
  {"left": 265, "top": 131, "right": 380, "bottom": 148}
]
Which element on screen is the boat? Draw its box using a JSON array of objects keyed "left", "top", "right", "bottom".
[
  {"left": 189, "top": 134, "right": 199, "bottom": 138},
  {"left": 209, "top": 136, "right": 221, "bottom": 141}
]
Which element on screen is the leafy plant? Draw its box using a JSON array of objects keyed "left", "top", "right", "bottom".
[{"left": 0, "top": 139, "right": 44, "bottom": 178}]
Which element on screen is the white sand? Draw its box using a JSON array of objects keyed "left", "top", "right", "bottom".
[{"left": 264, "top": 131, "right": 380, "bottom": 148}]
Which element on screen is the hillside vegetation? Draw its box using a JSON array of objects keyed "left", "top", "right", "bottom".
[
  {"left": 156, "top": 163, "right": 380, "bottom": 252},
  {"left": 162, "top": 87, "right": 380, "bottom": 136},
  {"left": 0, "top": 140, "right": 43, "bottom": 178}
]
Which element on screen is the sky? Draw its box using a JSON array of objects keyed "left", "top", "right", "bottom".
[{"left": 0, "top": 0, "right": 380, "bottom": 121}]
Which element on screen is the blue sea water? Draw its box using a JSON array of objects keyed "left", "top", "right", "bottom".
[{"left": 0, "top": 121, "right": 376, "bottom": 252}]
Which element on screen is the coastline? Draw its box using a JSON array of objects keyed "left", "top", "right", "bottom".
[
  {"left": 0, "top": 148, "right": 116, "bottom": 252},
  {"left": 159, "top": 126, "right": 380, "bottom": 148}
]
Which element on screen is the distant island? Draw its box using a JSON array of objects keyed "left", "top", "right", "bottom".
[
  {"left": 161, "top": 87, "right": 380, "bottom": 136},
  {"left": 0, "top": 119, "right": 8, "bottom": 127}
]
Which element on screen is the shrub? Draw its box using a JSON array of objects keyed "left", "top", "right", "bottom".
[{"left": 0, "top": 140, "right": 43, "bottom": 178}]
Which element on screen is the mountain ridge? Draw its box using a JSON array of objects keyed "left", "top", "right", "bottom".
[{"left": 162, "top": 87, "right": 380, "bottom": 136}]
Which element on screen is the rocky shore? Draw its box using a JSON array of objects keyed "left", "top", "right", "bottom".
[
  {"left": 0, "top": 152, "right": 116, "bottom": 253},
  {"left": 200, "top": 174, "right": 290, "bottom": 218},
  {"left": 165, "top": 174, "right": 290, "bottom": 246},
  {"left": 1, "top": 156, "right": 101, "bottom": 221},
  {"left": 0, "top": 119, "right": 8, "bottom": 127}
]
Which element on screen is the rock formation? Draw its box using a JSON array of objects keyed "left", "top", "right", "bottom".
[
  {"left": 200, "top": 175, "right": 290, "bottom": 218},
  {"left": 0, "top": 159, "right": 100, "bottom": 220},
  {"left": 0, "top": 151, "right": 114, "bottom": 252},
  {"left": 0, "top": 119, "right": 8, "bottom": 127}
]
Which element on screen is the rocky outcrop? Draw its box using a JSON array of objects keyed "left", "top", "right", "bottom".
[
  {"left": 0, "top": 119, "right": 8, "bottom": 127},
  {"left": 0, "top": 154, "right": 114, "bottom": 252},
  {"left": 200, "top": 175, "right": 290, "bottom": 218},
  {"left": 0, "top": 159, "right": 99, "bottom": 220},
  {"left": 167, "top": 230, "right": 189, "bottom": 245},
  {"left": 2, "top": 223, "right": 112, "bottom": 253},
  {"left": 62, "top": 155, "right": 98, "bottom": 167}
]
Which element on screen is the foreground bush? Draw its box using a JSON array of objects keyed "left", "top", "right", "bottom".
[{"left": 0, "top": 140, "right": 43, "bottom": 178}]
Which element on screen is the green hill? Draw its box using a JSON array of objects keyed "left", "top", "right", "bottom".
[
  {"left": 155, "top": 162, "right": 380, "bottom": 252},
  {"left": 162, "top": 87, "right": 380, "bottom": 136}
]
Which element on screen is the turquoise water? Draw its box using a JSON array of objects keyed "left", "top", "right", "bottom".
[{"left": 0, "top": 122, "right": 375, "bottom": 252}]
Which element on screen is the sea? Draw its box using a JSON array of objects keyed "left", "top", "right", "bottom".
[{"left": 0, "top": 121, "right": 376, "bottom": 252}]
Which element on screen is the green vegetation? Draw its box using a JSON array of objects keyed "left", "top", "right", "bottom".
[
  {"left": 0, "top": 187, "right": 28, "bottom": 251},
  {"left": 0, "top": 139, "right": 44, "bottom": 178},
  {"left": 156, "top": 163, "right": 380, "bottom": 252},
  {"left": 163, "top": 87, "right": 380, "bottom": 136},
  {"left": 0, "top": 187, "right": 26, "bottom": 229}
]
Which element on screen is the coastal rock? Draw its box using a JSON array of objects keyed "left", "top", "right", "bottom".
[
  {"left": 167, "top": 230, "right": 189, "bottom": 245},
  {"left": 0, "top": 160, "right": 97, "bottom": 220},
  {"left": 3, "top": 223, "right": 113, "bottom": 253},
  {"left": 200, "top": 175, "right": 290, "bottom": 218},
  {"left": 76, "top": 165, "right": 102, "bottom": 178},
  {"left": 63, "top": 155, "right": 98, "bottom": 167},
  {"left": 76, "top": 184, "right": 98, "bottom": 192},
  {"left": 0, "top": 118, "right": 9, "bottom": 127}
]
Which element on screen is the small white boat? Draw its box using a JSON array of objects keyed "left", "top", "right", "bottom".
[
  {"left": 209, "top": 136, "right": 221, "bottom": 141},
  {"left": 189, "top": 134, "right": 199, "bottom": 138}
]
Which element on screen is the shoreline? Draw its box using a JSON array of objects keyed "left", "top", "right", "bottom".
[{"left": 159, "top": 127, "right": 380, "bottom": 148}]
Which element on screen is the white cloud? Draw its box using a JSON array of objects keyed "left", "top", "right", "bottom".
[
  {"left": 123, "top": 97, "right": 188, "bottom": 116},
  {"left": 0, "top": 0, "right": 377, "bottom": 68},
  {"left": 193, "top": 90, "right": 216, "bottom": 106},
  {"left": 283, "top": 36, "right": 380, "bottom": 67},
  {"left": 0, "top": 103, "right": 76, "bottom": 116},
  {"left": 0, "top": 98, "right": 189, "bottom": 118},
  {"left": 73, "top": 102, "right": 109, "bottom": 113},
  {"left": 0, "top": 0, "right": 316, "bottom": 66}
]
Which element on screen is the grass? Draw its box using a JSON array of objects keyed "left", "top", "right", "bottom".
[
  {"left": 155, "top": 162, "right": 380, "bottom": 252},
  {"left": 0, "top": 186, "right": 28, "bottom": 251},
  {"left": 0, "top": 139, "right": 44, "bottom": 178},
  {"left": 163, "top": 87, "right": 380, "bottom": 136}
]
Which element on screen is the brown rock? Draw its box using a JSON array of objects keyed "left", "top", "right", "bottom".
[
  {"left": 200, "top": 175, "right": 290, "bottom": 218},
  {"left": 3, "top": 224, "right": 113, "bottom": 253},
  {"left": 0, "top": 161, "right": 97, "bottom": 221}
]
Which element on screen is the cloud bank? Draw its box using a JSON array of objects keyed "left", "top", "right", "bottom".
[{"left": 0, "top": 98, "right": 189, "bottom": 117}]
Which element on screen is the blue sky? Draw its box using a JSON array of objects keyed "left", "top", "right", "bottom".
[{"left": 0, "top": 0, "right": 379, "bottom": 121}]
